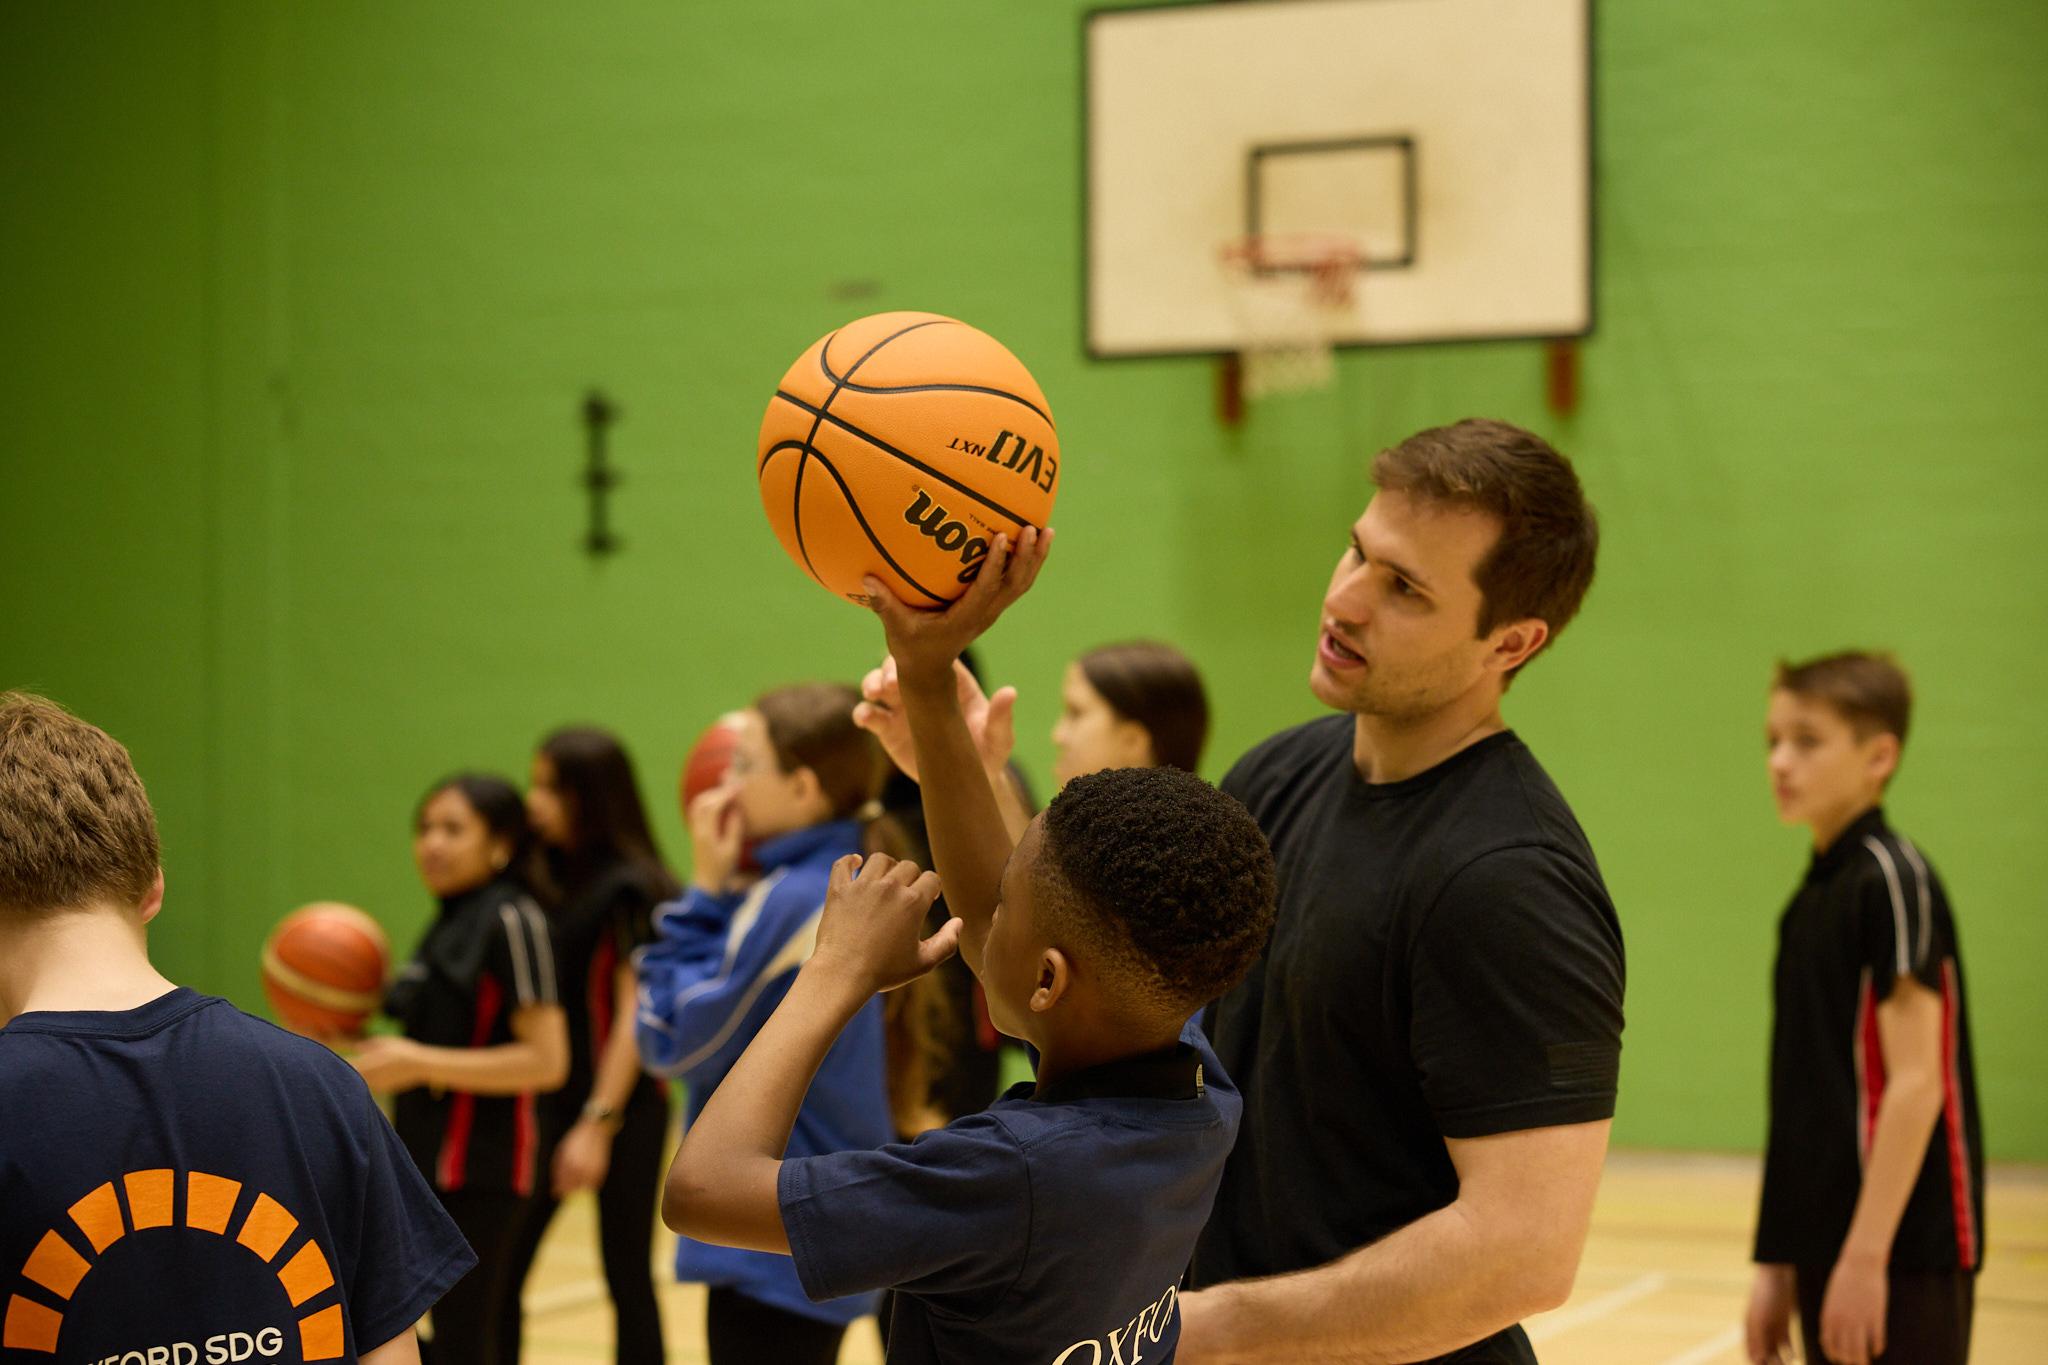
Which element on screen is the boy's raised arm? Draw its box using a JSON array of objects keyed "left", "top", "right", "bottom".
[{"left": 863, "top": 528, "right": 1052, "bottom": 975}]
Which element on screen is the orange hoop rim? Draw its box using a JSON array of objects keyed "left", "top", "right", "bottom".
[{"left": 1218, "top": 233, "right": 1364, "bottom": 306}]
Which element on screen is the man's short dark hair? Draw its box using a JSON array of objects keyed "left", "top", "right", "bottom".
[
  {"left": 1775, "top": 651, "right": 1912, "bottom": 746},
  {"left": 1371, "top": 418, "right": 1599, "bottom": 677},
  {"left": 1036, "top": 766, "right": 1276, "bottom": 1019}
]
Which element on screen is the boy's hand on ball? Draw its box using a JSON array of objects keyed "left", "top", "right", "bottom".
[
  {"left": 812, "top": 852, "right": 960, "bottom": 996},
  {"left": 862, "top": 526, "right": 1053, "bottom": 694},
  {"left": 687, "top": 786, "right": 745, "bottom": 892},
  {"left": 856, "top": 656, "right": 1017, "bottom": 780}
]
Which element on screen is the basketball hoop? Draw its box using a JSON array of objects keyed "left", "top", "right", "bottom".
[{"left": 1217, "top": 233, "right": 1363, "bottom": 420}]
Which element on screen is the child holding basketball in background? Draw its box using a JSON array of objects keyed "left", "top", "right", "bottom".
[
  {"left": 1746, "top": 653, "right": 1983, "bottom": 1365},
  {"left": 353, "top": 774, "right": 569, "bottom": 1364},
  {"left": 0, "top": 692, "right": 474, "bottom": 1362},
  {"left": 663, "top": 531, "right": 1279, "bottom": 1364},
  {"left": 634, "top": 684, "right": 895, "bottom": 1364}
]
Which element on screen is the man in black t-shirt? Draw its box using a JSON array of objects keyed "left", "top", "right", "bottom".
[
  {"left": 1748, "top": 653, "right": 1982, "bottom": 1365},
  {"left": 1179, "top": 420, "right": 1626, "bottom": 1364}
]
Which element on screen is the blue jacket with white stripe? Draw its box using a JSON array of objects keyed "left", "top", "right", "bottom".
[{"left": 634, "top": 819, "right": 889, "bottom": 1324}]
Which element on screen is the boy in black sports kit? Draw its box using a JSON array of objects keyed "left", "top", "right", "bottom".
[{"left": 1747, "top": 653, "right": 1983, "bottom": 1365}]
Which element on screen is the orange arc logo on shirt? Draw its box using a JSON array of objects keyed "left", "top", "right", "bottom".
[{"left": 3, "top": 1170, "right": 343, "bottom": 1358}]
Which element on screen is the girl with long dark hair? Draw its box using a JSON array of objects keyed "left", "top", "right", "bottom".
[
  {"left": 856, "top": 638, "right": 1210, "bottom": 835},
  {"left": 515, "top": 726, "right": 677, "bottom": 1363},
  {"left": 352, "top": 774, "right": 568, "bottom": 1364}
]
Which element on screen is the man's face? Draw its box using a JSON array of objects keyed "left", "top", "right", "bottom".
[
  {"left": 1765, "top": 690, "right": 1893, "bottom": 831},
  {"left": 1310, "top": 490, "right": 1511, "bottom": 720}
]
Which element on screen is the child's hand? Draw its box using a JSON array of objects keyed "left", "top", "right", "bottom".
[
  {"left": 1819, "top": 1251, "right": 1887, "bottom": 1365},
  {"left": 1742, "top": 1263, "right": 1796, "bottom": 1364},
  {"left": 552, "top": 1119, "right": 614, "bottom": 1197},
  {"left": 687, "top": 786, "right": 745, "bottom": 893},
  {"left": 811, "top": 852, "right": 960, "bottom": 996},
  {"left": 862, "top": 526, "right": 1053, "bottom": 694},
  {"left": 348, "top": 1036, "right": 426, "bottom": 1093},
  {"left": 854, "top": 655, "right": 1018, "bottom": 782}
]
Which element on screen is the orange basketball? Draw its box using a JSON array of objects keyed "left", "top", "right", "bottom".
[
  {"left": 260, "top": 902, "right": 391, "bottom": 1039},
  {"left": 758, "top": 311, "right": 1059, "bottom": 606},
  {"left": 680, "top": 713, "right": 743, "bottom": 811}
]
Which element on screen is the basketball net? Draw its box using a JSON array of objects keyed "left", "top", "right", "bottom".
[{"left": 1218, "top": 234, "right": 1362, "bottom": 402}]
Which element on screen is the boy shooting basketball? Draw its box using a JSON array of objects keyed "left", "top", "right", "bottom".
[
  {"left": 0, "top": 693, "right": 473, "bottom": 1361},
  {"left": 1746, "top": 653, "right": 1983, "bottom": 1365},
  {"left": 661, "top": 531, "right": 1279, "bottom": 1363}
]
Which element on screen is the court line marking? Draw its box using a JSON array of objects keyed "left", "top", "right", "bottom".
[
  {"left": 1525, "top": 1271, "right": 1668, "bottom": 1342},
  {"left": 1660, "top": 1324, "right": 1742, "bottom": 1365},
  {"left": 525, "top": 1277, "right": 604, "bottom": 1314}
]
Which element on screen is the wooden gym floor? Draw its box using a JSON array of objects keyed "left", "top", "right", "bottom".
[{"left": 518, "top": 1150, "right": 2048, "bottom": 1363}]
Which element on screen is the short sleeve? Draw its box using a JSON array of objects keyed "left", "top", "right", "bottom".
[
  {"left": 777, "top": 1113, "right": 1030, "bottom": 1314},
  {"left": 1854, "top": 840, "right": 1942, "bottom": 999},
  {"left": 342, "top": 1075, "right": 477, "bottom": 1346},
  {"left": 487, "top": 893, "right": 560, "bottom": 1009},
  {"left": 1409, "top": 846, "right": 1625, "bottom": 1138}
]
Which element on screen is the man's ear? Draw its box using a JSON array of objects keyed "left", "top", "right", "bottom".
[
  {"left": 138, "top": 868, "right": 166, "bottom": 926},
  {"left": 1030, "top": 947, "right": 1072, "bottom": 1014},
  {"left": 1866, "top": 732, "right": 1902, "bottom": 788},
  {"left": 1488, "top": 616, "right": 1551, "bottom": 676}
]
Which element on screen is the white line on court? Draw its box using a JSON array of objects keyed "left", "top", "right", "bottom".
[
  {"left": 1659, "top": 1324, "right": 1743, "bottom": 1365},
  {"left": 1525, "top": 1272, "right": 1668, "bottom": 1342},
  {"left": 525, "top": 1277, "right": 604, "bottom": 1314}
]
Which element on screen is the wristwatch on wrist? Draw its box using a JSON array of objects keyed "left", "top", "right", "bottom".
[{"left": 581, "top": 1100, "right": 622, "bottom": 1131}]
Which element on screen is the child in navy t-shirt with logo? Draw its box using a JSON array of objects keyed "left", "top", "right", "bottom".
[
  {"left": 0, "top": 693, "right": 474, "bottom": 1364},
  {"left": 661, "top": 530, "right": 1278, "bottom": 1364}
]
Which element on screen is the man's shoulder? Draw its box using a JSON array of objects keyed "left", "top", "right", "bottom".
[
  {"left": 1223, "top": 713, "right": 1350, "bottom": 797},
  {"left": 1445, "top": 735, "right": 1600, "bottom": 861}
]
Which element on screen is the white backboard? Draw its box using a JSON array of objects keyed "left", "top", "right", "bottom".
[{"left": 1085, "top": 0, "right": 1592, "bottom": 357}]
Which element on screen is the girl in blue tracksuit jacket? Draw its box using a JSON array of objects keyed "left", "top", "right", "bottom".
[{"left": 635, "top": 686, "right": 892, "bottom": 1365}]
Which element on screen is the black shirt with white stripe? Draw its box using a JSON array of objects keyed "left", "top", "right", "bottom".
[
  {"left": 543, "top": 856, "right": 668, "bottom": 1128},
  {"left": 1196, "top": 719, "right": 1625, "bottom": 1362},
  {"left": 1754, "top": 807, "right": 1985, "bottom": 1271},
  {"left": 385, "top": 875, "right": 560, "bottom": 1197}
]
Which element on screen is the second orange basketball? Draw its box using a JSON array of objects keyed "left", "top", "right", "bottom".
[{"left": 757, "top": 311, "right": 1059, "bottom": 606}]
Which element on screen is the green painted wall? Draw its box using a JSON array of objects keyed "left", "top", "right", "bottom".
[{"left": 4, "top": 0, "right": 2044, "bottom": 1160}]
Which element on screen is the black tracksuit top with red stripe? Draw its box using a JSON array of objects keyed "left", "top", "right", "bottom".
[
  {"left": 1754, "top": 808, "right": 1985, "bottom": 1271},
  {"left": 542, "top": 857, "right": 667, "bottom": 1127},
  {"left": 386, "top": 876, "right": 560, "bottom": 1197}
]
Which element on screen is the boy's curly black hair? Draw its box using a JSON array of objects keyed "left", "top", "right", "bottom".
[{"left": 1034, "top": 765, "right": 1276, "bottom": 1019}]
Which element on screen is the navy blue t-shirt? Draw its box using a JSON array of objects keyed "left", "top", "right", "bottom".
[
  {"left": 0, "top": 988, "right": 475, "bottom": 1362},
  {"left": 777, "top": 1022, "right": 1237, "bottom": 1365}
]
